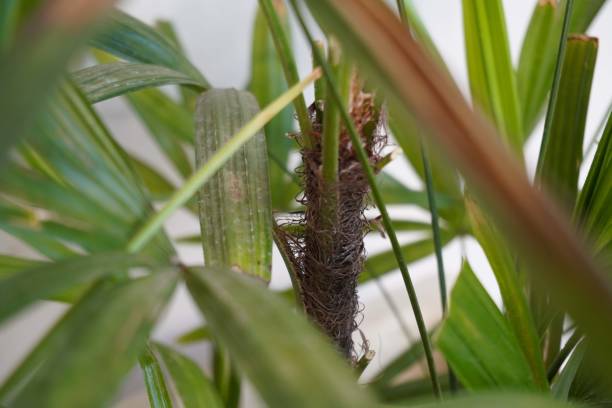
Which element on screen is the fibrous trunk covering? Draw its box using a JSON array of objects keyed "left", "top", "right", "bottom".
[{"left": 280, "top": 81, "right": 386, "bottom": 362}]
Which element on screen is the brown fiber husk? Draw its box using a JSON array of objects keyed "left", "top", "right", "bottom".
[{"left": 279, "top": 83, "right": 387, "bottom": 361}]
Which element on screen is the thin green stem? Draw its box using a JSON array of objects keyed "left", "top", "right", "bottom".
[
  {"left": 321, "top": 40, "right": 349, "bottom": 186},
  {"left": 258, "top": 0, "right": 313, "bottom": 147},
  {"left": 396, "top": 0, "right": 453, "bottom": 392},
  {"left": 321, "top": 41, "right": 340, "bottom": 186},
  {"left": 536, "top": 0, "right": 575, "bottom": 176},
  {"left": 319, "top": 40, "right": 351, "bottom": 256},
  {"left": 126, "top": 69, "right": 321, "bottom": 253},
  {"left": 313, "top": 40, "right": 326, "bottom": 102},
  {"left": 288, "top": 0, "right": 441, "bottom": 398},
  {"left": 420, "top": 145, "right": 448, "bottom": 313}
]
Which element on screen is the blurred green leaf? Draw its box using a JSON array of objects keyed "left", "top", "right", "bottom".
[
  {"left": 377, "top": 172, "right": 456, "bottom": 212},
  {"left": 551, "top": 340, "right": 585, "bottom": 400},
  {"left": 154, "top": 342, "right": 224, "bottom": 408},
  {"left": 130, "top": 156, "right": 177, "bottom": 201},
  {"left": 575, "top": 108, "right": 611, "bottom": 259},
  {"left": 0, "top": 254, "right": 42, "bottom": 276},
  {"left": 0, "top": 271, "right": 177, "bottom": 407},
  {"left": 92, "top": 51, "right": 196, "bottom": 179},
  {"left": 410, "top": 393, "right": 574, "bottom": 408},
  {"left": 154, "top": 19, "right": 200, "bottom": 110},
  {"left": 212, "top": 346, "right": 241, "bottom": 408},
  {"left": 437, "top": 262, "right": 538, "bottom": 390},
  {"left": 462, "top": 0, "right": 523, "bottom": 150},
  {"left": 195, "top": 89, "right": 273, "bottom": 281},
  {"left": 466, "top": 198, "right": 547, "bottom": 389},
  {"left": 0, "top": 0, "right": 19, "bottom": 50},
  {"left": 91, "top": 9, "right": 207, "bottom": 85},
  {"left": 538, "top": 35, "right": 598, "bottom": 208},
  {"left": 127, "top": 89, "right": 193, "bottom": 178},
  {"left": 0, "top": 252, "right": 152, "bottom": 323},
  {"left": 126, "top": 87, "right": 194, "bottom": 143},
  {"left": 0, "top": 0, "right": 115, "bottom": 164},
  {"left": 73, "top": 62, "right": 206, "bottom": 103},
  {"left": 140, "top": 344, "right": 173, "bottom": 408},
  {"left": 362, "top": 233, "right": 454, "bottom": 284},
  {"left": 567, "top": 342, "right": 612, "bottom": 404},
  {"left": 250, "top": 4, "right": 297, "bottom": 210},
  {"left": 374, "top": 375, "right": 452, "bottom": 404},
  {"left": 389, "top": 118, "right": 465, "bottom": 226},
  {"left": 176, "top": 325, "right": 211, "bottom": 344},
  {"left": 185, "top": 266, "right": 376, "bottom": 408},
  {"left": 518, "top": 0, "right": 607, "bottom": 135},
  {"left": 370, "top": 335, "right": 426, "bottom": 389},
  {"left": 0, "top": 81, "right": 174, "bottom": 261}
]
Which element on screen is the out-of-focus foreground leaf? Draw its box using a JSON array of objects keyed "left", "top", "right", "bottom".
[
  {"left": 90, "top": 9, "right": 207, "bottom": 85},
  {"left": 139, "top": 344, "right": 173, "bottom": 408},
  {"left": 437, "top": 262, "right": 538, "bottom": 390},
  {"left": 0, "top": 81, "right": 174, "bottom": 262},
  {"left": 185, "top": 266, "right": 377, "bottom": 408},
  {"left": 410, "top": 393, "right": 574, "bottom": 408},
  {"left": 127, "top": 88, "right": 194, "bottom": 178},
  {"left": 0, "top": 0, "right": 116, "bottom": 163},
  {"left": 0, "top": 252, "right": 152, "bottom": 323},
  {"left": 303, "top": 0, "right": 612, "bottom": 370},
  {"left": 0, "top": 271, "right": 177, "bottom": 407},
  {"left": 153, "top": 342, "right": 224, "bottom": 408}
]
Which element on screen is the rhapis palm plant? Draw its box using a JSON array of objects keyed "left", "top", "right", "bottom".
[{"left": 0, "top": 0, "right": 610, "bottom": 406}]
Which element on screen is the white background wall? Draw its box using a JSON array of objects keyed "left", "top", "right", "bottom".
[{"left": 1, "top": 1, "right": 611, "bottom": 406}]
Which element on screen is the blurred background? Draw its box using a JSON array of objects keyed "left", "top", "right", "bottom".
[{"left": 1, "top": 0, "right": 611, "bottom": 406}]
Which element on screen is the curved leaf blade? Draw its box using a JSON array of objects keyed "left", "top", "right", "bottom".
[
  {"left": 90, "top": 9, "right": 208, "bottom": 85},
  {"left": 185, "top": 266, "right": 376, "bottom": 408},
  {"left": 538, "top": 35, "right": 598, "bottom": 207},
  {"left": 73, "top": 62, "right": 206, "bottom": 103},
  {"left": 466, "top": 198, "right": 546, "bottom": 388},
  {"left": 140, "top": 344, "right": 173, "bottom": 408},
  {"left": 436, "top": 262, "right": 537, "bottom": 390},
  {"left": 153, "top": 342, "right": 224, "bottom": 408},
  {"left": 0, "top": 252, "right": 151, "bottom": 323},
  {"left": 1, "top": 272, "right": 177, "bottom": 407},
  {"left": 0, "top": 0, "right": 115, "bottom": 164}
]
